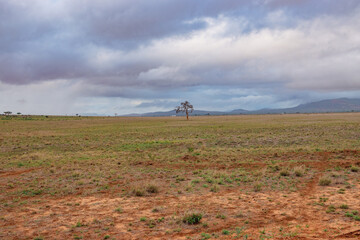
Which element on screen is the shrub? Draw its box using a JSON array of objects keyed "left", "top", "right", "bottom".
[
  {"left": 148, "top": 220, "right": 156, "bottom": 228},
  {"left": 338, "top": 188, "right": 345, "bottom": 194},
  {"left": 201, "top": 233, "right": 211, "bottom": 239},
  {"left": 183, "top": 212, "right": 202, "bottom": 225},
  {"left": 146, "top": 185, "right": 159, "bottom": 194},
  {"left": 206, "top": 178, "right": 214, "bottom": 183},
  {"left": 210, "top": 185, "right": 219, "bottom": 192},
  {"left": 176, "top": 177, "right": 185, "bottom": 183},
  {"left": 270, "top": 165, "right": 281, "bottom": 172},
  {"left": 280, "top": 170, "right": 290, "bottom": 177},
  {"left": 319, "top": 177, "right": 331, "bottom": 186},
  {"left": 191, "top": 179, "right": 200, "bottom": 184},
  {"left": 350, "top": 166, "right": 359, "bottom": 172},
  {"left": 293, "top": 166, "right": 305, "bottom": 177},
  {"left": 253, "top": 183, "right": 262, "bottom": 192},
  {"left": 326, "top": 205, "right": 336, "bottom": 213},
  {"left": 133, "top": 188, "right": 145, "bottom": 196},
  {"left": 339, "top": 204, "right": 349, "bottom": 209},
  {"left": 345, "top": 212, "right": 353, "bottom": 217},
  {"left": 115, "top": 207, "right": 123, "bottom": 213}
]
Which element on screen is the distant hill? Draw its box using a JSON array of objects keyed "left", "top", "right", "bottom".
[
  {"left": 123, "top": 98, "right": 360, "bottom": 116},
  {"left": 286, "top": 98, "right": 360, "bottom": 113},
  {"left": 124, "top": 109, "right": 224, "bottom": 117},
  {"left": 252, "top": 98, "right": 360, "bottom": 114}
]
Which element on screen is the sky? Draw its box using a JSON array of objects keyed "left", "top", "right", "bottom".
[{"left": 1, "top": 0, "right": 360, "bottom": 115}]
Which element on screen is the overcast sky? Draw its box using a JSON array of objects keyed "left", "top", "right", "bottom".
[{"left": 1, "top": 0, "right": 360, "bottom": 115}]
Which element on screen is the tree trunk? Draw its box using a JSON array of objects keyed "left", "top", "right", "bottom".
[{"left": 186, "top": 110, "right": 189, "bottom": 120}]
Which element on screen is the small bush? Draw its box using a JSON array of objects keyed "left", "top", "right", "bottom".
[
  {"left": 338, "top": 188, "right": 345, "bottom": 194},
  {"left": 280, "top": 170, "right": 290, "bottom": 177},
  {"left": 216, "top": 214, "right": 226, "bottom": 219},
  {"left": 183, "top": 212, "right": 202, "bottom": 225},
  {"left": 333, "top": 176, "right": 345, "bottom": 185},
  {"left": 253, "top": 183, "right": 262, "bottom": 192},
  {"left": 210, "top": 185, "right": 219, "bottom": 192},
  {"left": 326, "top": 205, "right": 336, "bottom": 213},
  {"left": 293, "top": 166, "right": 305, "bottom": 177},
  {"left": 115, "top": 207, "right": 123, "bottom": 213},
  {"left": 201, "top": 233, "right": 211, "bottom": 239},
  {"left": 270, "top": 165, "right": 281, "bottom": 172},
  {"left": 350, "top": 166, "right": 359, "bottom": 172},
  {"left": 191, "top": 179, "right": 200, "bottom": 184},
  {"left": 345, "top": 212, "right": 353, "bottom": 218},
  {"left": 146, "top": 185, "right": 159, "bottom": 194},
  {"left": 319, "top": 177, "right": 331, "bottom": 186},
  {"left": 331, "top": 172, "right": 340, "bottom": 178},
  {"left": 133, "top": 188, "right": 145, "bottom": 196},
  {"left": 339, "top": 204, "right": 349, "bottom": 209},
  {"left": 176, "top": 176, "right": 185, "bottom": 182},
  {"left": 345, "top": 211, "right": 360, "bottom": 221},
  {"left": 148, "top": 220, "right": 156, "bottom": 228},
  {"left": 206, "top": 178, "right": 214, "bottom": 183}
]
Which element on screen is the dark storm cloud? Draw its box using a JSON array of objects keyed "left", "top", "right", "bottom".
[
  {"left": 0, "top": 0, "right": 253, "bottom": 84},
  {"left": 0, "top": 45, "right": 90, "bottom": 84},
  {"left": 68, "top": 0, "right": 281, "bottom": 44},
  {"left": 1, "top": 0, "right": 360, "bottom": 115}
]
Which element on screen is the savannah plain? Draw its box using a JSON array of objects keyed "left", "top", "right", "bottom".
[{"left": 0, "top": 113, "right": 359, "bottom": 240}]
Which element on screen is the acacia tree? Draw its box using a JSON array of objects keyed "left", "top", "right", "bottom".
[{"left": 175, "top": 101, "right": 194, "bottom": 120}]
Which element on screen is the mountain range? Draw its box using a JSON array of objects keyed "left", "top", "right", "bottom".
[{"left": 123, "top": 98, "right": 360, "bottom": 117}]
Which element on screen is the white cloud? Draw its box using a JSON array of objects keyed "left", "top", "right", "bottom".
[
  {"left": 116, "top": 7, "right": 360, "bottom": 90},
  {"left": 1, "top": 0, "right": 360, "bottom": 114}
]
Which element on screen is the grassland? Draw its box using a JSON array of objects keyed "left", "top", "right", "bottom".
[{"left": 0, "top": 113, "right": 359, "bottom": 239}]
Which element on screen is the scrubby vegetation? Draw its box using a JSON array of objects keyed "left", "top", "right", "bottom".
[{"left": 0, "top": 113, "right": 359, "bottom": 239}]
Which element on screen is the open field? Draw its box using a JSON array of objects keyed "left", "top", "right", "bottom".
[{"left": 0, "top": 113, "right": 360, "bottom": 240}]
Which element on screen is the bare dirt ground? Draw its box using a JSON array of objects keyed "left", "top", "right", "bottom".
[{"left": 1, "top": 158, "right": 360, "bottom": 240}]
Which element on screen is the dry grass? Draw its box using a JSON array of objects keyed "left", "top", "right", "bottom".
[{"left": 0, "top": 113, "right": 359, "bottom": 239}]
